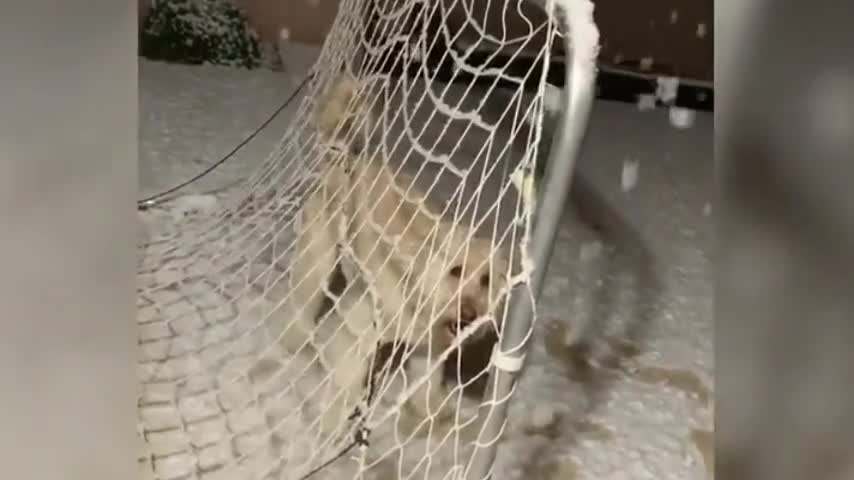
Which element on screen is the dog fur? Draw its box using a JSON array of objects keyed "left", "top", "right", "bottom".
[{"left": 286, "top": 75, "right": 509, "bottom": 432}]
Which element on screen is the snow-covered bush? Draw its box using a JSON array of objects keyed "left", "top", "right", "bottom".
[{"left": 140, "top": 0, "right": 264, "bottom": 69}]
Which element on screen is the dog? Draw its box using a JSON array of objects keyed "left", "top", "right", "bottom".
[{"left": 286, "top": 75, "right": 510, "bottom": 433}]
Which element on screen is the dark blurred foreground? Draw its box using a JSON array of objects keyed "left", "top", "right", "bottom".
[{"left": 717, "top": 1, "right": 854, "bottom": 479}]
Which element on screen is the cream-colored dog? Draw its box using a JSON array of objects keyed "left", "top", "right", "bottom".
[{"left": 286, "top": 75, "right": 509, "bottom": 434}]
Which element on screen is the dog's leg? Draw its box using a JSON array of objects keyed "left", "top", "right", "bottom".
[
  {"left": 405, "top": 353, "right": 454, "bottom": 425},
  {"left": 316, "top": 322, "right": 367, "bottom": 435},
  {"left": 315, "top": 293, "right": 379, "bottom": 436},
  {"left": 284, "top": 186, "right": 341, "bottom": 353}
]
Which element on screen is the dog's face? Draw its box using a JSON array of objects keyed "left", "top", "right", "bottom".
[{"left": 430, "top": 234, "right": 509, "bottom": 349}]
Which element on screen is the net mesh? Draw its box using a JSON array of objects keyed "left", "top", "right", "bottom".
[{"left": 137, "top": 0, "right": 576, "bottom": 478}]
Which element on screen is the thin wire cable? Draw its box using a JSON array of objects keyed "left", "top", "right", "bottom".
[
  {"left": 296, "top": 357, "right": 379, "bottom": 480},
  {"left": 137, "top": 71, "right": 314, "bottom": 209},
  {"left": 298, "top": 439, "right": 361, "bottom": 480}
]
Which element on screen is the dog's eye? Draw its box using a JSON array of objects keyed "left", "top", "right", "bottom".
[
  {"left": 480, "top": 274, "right": 490, "bottom": 287},
  {"left": 449, "top": 265, "right": 463, "bottom": 278}
]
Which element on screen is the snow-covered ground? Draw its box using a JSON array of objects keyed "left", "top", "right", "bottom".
[{"left": 138, "top": 41, "right": 712, "bottom": 480}]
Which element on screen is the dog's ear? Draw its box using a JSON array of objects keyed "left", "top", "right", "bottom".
[{"left": 315, "top": 76, "right": 371, "bottom": 155}]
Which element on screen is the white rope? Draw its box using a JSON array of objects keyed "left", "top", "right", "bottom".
[{"left": 490, "top": 345, "right": 526, "bottom": 373}]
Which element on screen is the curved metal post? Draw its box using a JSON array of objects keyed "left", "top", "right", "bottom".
[{"left": 464, "top": 1, "right": 599, "bottom": 478}]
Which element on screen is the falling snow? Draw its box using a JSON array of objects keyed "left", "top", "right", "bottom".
[
  {"left": 670, "top": 10, "right": 679, "bottom": 24},
  {"left": 640, "top": 57, "right": 654, "bottom": 71},
  {"left": 622, "top": 157, "right": 640, "bottom": 192},
  {"left": 637, "top": 94, "right": 657, "bottom": 112},
  {"left": 669, "top": 106, "right": 697, "bottom": 130},
  {"left": 656, "top": 77, "right": 680, "bottom": 105}
]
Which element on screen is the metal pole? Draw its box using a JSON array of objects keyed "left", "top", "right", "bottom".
[{"left": 464, "top": 3, "right": 598, "bottom": 479}]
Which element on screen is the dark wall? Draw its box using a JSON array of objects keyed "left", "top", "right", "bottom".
[
  {"left": 596, "top": 0, "right": 713, "bottom": 81},
  {"left": 444, "top": 0, "right": 712, "bottom": 82}
]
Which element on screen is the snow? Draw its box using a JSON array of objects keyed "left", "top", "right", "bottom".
[
  {"left": 669, "top": 107, "right": 697, "bottom": 129},
  {"left": 640, "top": 57, "right": 654, "bottom": 71},
  {"left": 621, "top": 157, "right": 640, "bottom": 192},
  {"left": 579, "top": 241, "right": 604, "bottom": 262},
  {"left": 636, "top": 94, "right": 657, "bottom": 112},
  {"left": 165, "top": 193, "right": 220, "bottom": 220},
  {"left": 656, "top": 77, "right": 680, "bottom": 105},
  {"left": 138, "top": 41, "right": 317, "bottom": 200},
  {"left": 138, "top": 37, "right": 713, "bottom": 480},
  {"left": 551, "top": 0, "right": 599, "bottom": 71},
  {"left": 543, "top": 84, "right": 563, "bottom": 116}
]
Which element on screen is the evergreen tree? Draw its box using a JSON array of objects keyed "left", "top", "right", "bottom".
[{"left": 140, "top": 0, "right": 264, "bottom": 69}]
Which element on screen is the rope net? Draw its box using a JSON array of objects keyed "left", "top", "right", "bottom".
[{"left": 137, "top": 0, "right": 572, "bottom": 478}]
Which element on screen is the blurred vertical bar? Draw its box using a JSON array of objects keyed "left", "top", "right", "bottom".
[
  {"left": 0, "top": 1, "right": 137, "bottom": 480},
  {"left": 718, "top": 0, "right": 854, "bottom": 479}
]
